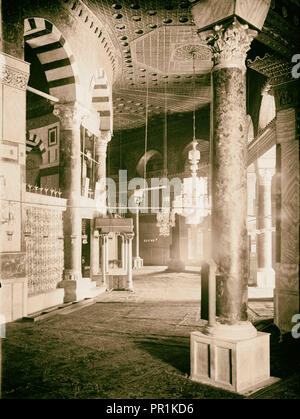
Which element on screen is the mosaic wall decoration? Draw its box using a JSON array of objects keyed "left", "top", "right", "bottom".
[{"left": 24, "top": 205, "right": 64, "bottom": 296}]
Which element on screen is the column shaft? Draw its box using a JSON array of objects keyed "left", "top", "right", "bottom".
[
  {"left": 257, "top": 172, "right": 273, "bottom": 269},
  {"left": 55, "top": 104, "right": 83, "bottom": 281},
  {"left": 206, "top": 18, "right": 257, "bottom": 326},
  {"left": 212, "top": 66, "right": 249, "bottom": 323}
]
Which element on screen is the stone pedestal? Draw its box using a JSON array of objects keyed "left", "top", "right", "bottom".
[
  {"left": 191, "top": 331, "right": 275, "bottom": 394},
  {"left": 59, "top": 278, "right": 94, "bottom": 303}
]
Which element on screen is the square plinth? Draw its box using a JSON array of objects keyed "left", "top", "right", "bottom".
[{"left": 190, "top": 330, "right": 271, "bottom": 394}]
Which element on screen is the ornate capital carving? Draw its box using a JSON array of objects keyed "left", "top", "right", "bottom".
[
  {"left": 53, "top": 103, "right": 89, "bottom": 130},
  {"left": 0, "top": 59, "right": 30, "bottom": 90},
  {"left": 201, "top": 18, "right": 257, "bottom": 70},
  {"left": 125, "top": 232, "right": 134, "bottom": 241},
  {"left": 100, "top": 130, "right": 112, "bottom": 144}
]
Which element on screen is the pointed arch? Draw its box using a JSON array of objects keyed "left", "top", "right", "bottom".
[{"left": 136, "top": 150, "right": 163, "bottom": 177}]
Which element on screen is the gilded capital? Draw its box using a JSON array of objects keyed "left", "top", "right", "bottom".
[{"left": 201, "top": 18, "right": 258, "bottom": 71}]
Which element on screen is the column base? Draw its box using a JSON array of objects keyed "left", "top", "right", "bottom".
[
  {"left": 202, "top": 321, "right": 258, "bottom": 341},
  {"left": 133, "top": 257, "right": 143, "bottom": 269},
  {"left": 59, "top": 278, "right": 94, "bottom": 303},
  {"left": 107, "top": 275, "right": 134, "bottom": 292},
  {"left": 63, "top": 269, "right": 82, "bottom": 282},
  {"left": 190, "top": 327, "right": 272, "bottom": 394},
  {"left": 257, "top": 268, "right": 275, "bottom": 289}
]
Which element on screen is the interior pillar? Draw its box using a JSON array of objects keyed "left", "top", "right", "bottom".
[
  {"left": 54, "top": 103, "right": 84, "bottom": 282},
  {"left": 256, "top": 169, "right": 275, "bottom": 288},
  {"left": 95, "top": 131, "right": 111, "bottom": 215},
  {"left": 207, "top": 19, "right": 258, "bottom": 334},
  {"left": 126, "top": 233, "right": 134, "bottom": 291},
  {"left": 190, "top": 10, "right": 275, "bottom": 393},
  {"left": 273, "top": 82, "right": 299, "bottom": 333}
]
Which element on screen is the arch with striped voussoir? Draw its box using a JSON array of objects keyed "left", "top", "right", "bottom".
[
  {"left": 24, "top": 17, "right": 80, "bottom": 102},
  {"left": 26, "top": 132, "right": 46, "bottom": 155},
  {"left": 91, "top": 69, "right": 113, "bottom": 133}
]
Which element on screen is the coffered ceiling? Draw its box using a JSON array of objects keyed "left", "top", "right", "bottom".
[{"left": 84, "top": 0, "right": 299, "bottom": 131}]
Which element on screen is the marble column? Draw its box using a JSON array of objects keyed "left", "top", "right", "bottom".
[
  {"left": 95, "top": 131, "right": 110, "bottom": 215},
  {"left": 257, "top": 169, "right": 275, "bottom": 288},
  {"left": 121, "top": 235, "right": 126, "bottom": 270},
  {"left": 204, "top": 18, "right": 258, "bottom": 336},
  {"left": 125, "top": 233, "right": 134, "bottom": 291},
  {"left": 274, "top": 86, "right": 299, "bottom": 333},
  {"left": 190, "top": 4, "right": 273, "bottom": 395},
  {"left": 168, "top": 215, "right": 188, "bottom": 271},
  {"left": 99, "top": 233, "right": 109, "bottom": 288},
  {"left": 54, "top": 103, "right": 85, "bottom": 282}
]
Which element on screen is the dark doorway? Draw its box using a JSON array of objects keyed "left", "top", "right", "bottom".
[{"left": 82, "top": 219, "right": 91, "bottom": 278}]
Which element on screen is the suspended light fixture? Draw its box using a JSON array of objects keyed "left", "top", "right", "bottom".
[{"left": 156, "top": 27, "right": 176, "bottom": 237}]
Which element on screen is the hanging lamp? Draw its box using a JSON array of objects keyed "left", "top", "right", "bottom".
[{"left": 156, "top": 27, "right": 176, "bottom": 237}]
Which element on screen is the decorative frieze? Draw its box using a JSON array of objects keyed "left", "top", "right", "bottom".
[{"left": 0, "top": 61, "right": 29, "bottom": 90}]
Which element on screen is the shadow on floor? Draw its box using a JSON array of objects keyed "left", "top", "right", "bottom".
[{"left": 135, "top": 335, "right": 190, "bottom": 375}]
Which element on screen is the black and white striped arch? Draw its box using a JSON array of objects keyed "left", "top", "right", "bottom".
[
  {"left": 91, "top": 69, "right": 113, "bottom": 133},
  {"left": 24, "top": 18, "right": 79, "bottom": 102},
  {"left": 26, "top": 132, "right": 46, "bottom": 155}
]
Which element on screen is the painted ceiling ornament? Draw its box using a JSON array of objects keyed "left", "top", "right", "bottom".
[
  {"left": 201, "top": 17, "right": 258, "bottom": 70},
  {"left": 174, "top": 44, "right": 211, "bottom": 61}
]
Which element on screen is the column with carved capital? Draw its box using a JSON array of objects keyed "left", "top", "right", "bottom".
[
  {"left": 90, "top": 131, "right": 111, "bottom": 279},
  {"left": 204, "top": 18, "right": 258, "bottom": 336},
  {"left": 95, "top": 130, "right": 111, "bottom": 213},
  {"left": 190, "top": 3, "right": 274, "bottom": 395},
  {"left": 53, "top": 103, "right": 84, "bottom": 286},
  {"left": 257, "top": 169, "right": 275, "bottom": 288}
]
